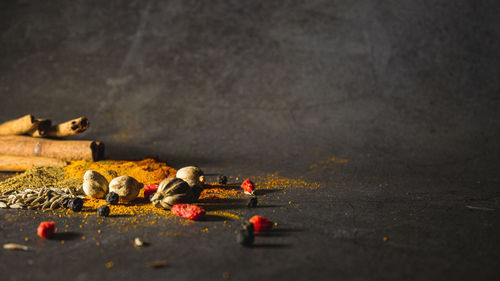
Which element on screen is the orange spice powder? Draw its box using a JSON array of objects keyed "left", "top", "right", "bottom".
[{"left": 64, "top": 158, "right": 177, "bottom": 185}]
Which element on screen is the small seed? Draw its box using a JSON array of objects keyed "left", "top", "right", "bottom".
[
  {"left": 134, "top": 237, "right": 144, "bottom": 247},
  {"left": 31, "top": 197, "right": 43, "bottom": 205},
  {"left": 41, "top": 201, "right": 51, "bottom": 209},
  {"left": 147, "top": 260, "right": 168, "bottom": 268},
  {"left": 24, "top": 197, "right": 36, "bottom": 204},
  {"left": 50, "top": 198, "right": 62, "bottom": 209},
  {"left": 3, "top": 243, "right": 28, "bottom": 251}
]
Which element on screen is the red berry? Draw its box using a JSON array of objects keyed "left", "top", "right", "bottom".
[
  {"left": 37, "top": 221, "right": 55, "bottom": 238},
  {"left": 144, "top": 183, "right": 159, "bottom": 200},
  {"left": 241, "top": 179, "right": 255, "bottom": 194},
  {"left": 249, "top": 216, "right": 273, "bottom": 232},
  {"left": 171, "top": 204, "right": 205, "bottom": 220}
]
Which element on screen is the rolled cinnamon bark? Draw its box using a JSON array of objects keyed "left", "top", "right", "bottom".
[
  {"left": 0, "top": 135, "right": 104, "bottom": 161},
  {"left": 28, "top": 119, "right": 52, "bottom": 137},
  {"left": 43, "top": 117, "right": 89, "bottom": 138},
  {"left": 0, "top": 154, "right": 66, "bottom": 172},
  {"left": 0, "top": 115, "right": 38, "bottom": 136}
]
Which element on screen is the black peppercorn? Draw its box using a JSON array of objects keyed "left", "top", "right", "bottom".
[
  {"left": 242, "top": 222, "right": 254, "bottom": 235},
  {"left": 105, "top": 192, "right": 119, "bottom": 205},
  {"left": 236, "top": 229, "right": 254, "bottom": 247},
  {"left": 247, "top": 196, "right": 257, "bottom": 208},
  {"left": 68, "top": 198, "right": 83, "bottom": 212},
  {"left": 97, "top": 205, "right": 110, "bottom": 217},
  {"left": 218, "top": 175, "right": 227, "bottom": 185}
]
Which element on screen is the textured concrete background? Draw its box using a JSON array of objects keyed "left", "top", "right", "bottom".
[
  {"left": 0, "top": 1, "right": 499, "bottom": 280},
  {"left": 1, "top": 0, "right": 498, "bottom": 170}
]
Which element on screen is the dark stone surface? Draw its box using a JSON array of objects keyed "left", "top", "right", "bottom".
[{"left": 0, "top": 1, "right": 499, "bottom": 280}]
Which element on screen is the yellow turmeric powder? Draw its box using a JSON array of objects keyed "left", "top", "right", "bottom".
[
  {"left": 83, "top": 196, "right": 176, "bottom": 217},
  {"left": 198, "top": 187, "right": 240, "bottom": 200}
]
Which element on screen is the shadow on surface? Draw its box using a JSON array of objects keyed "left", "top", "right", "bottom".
[
  {"left": 254, "top": 189, "right": 282, "bottom": 195},
  {"left": 198, "top": 197, "right": 248, "bottom": 211},
  {"left": 251, "top": 243, "right": 293, "bottom": 249},
  {"left": 255, "top": 204, "right": 283, "bottom": 208},
  {"left": 198, "top": 198, "right": 247, "bottom": 204},
  {"left": 200, "top": 203, "right": 247, "bottom": 211},
  {"left": 254, "top": 232, "right": 290, "bottom": 237},
  {"left": 51, "top": 232, "right": 80, "bottom": 241},
  {"left": 255, "top": 228, "right": 305, "bottom": 237},
  {"left": 273, "top": 228, "right": 306, "bottom": 233},
  {"left": 202, "top": 214, "right": 228, "bottom": 221}
]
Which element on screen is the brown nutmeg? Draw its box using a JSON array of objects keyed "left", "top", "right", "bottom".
[
  {"left": 108, "top": 176, "right": 143, "bottom": 201},
  {"left": 82, "top": 170, "right": 109, "bottom": 199},
  {"left": 175, "top": 166, "right": 205, "bottom": 188}
]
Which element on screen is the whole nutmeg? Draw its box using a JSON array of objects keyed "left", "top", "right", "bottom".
[
  {"left": 108, "top": 176, "right": 143, "bottom": 201},
  {"left": 150, "top": 177, "right": 194, "bottom": 210},
  {"left": 82, "top": 170, "right": 109, "bottom": 199},
  {"left": 176, "top": 166, "right": 205, "bottom": 188}
]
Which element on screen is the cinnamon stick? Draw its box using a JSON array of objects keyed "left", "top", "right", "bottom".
[
  {"left": 0, "top": 115, "right": 38, "bottom": 136},
  {"left": 0, "top": 154, "right": 66, "bottom": 172},
  {"left": 27, "top": 118, "right": 52, "bottom": 137},
  {"left": 0, "top": 135, "right": 104, "bottom": 161},
  {"left": 32, "top": 117, "right": 90, "bottom": 138}
]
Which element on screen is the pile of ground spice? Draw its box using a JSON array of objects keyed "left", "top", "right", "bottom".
[
  {"left": 0, "top": 166, "right": 80, "bottom": 192},
  {"left": 64, "top": 158, "right": 176, "bottom": 185},
  {"left": 0, "top": 158, "right": 177, "bottom": 193}
]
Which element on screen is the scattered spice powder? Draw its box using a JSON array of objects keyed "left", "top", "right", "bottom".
[
  {"left": 83, "top": 196, "right": 176, "bottom": 217},
  {"left": 255, "top": 173, "right": 321, "bottom": 190},
  {"left": 206, "top": 211, "right": 240, "bottom": 220},
  {"left": 309, "top": 156, "right": 349, "bottom": 169},
  {"left": 198, "top": 187, "right": 240, "bottom": 200}
]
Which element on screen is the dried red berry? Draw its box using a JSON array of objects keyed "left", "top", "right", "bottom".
[
  {"left": 249, "top": 216, "right": 273, "bottom": 232},
  {"left": 144, "top": 183, "right": 159, "bottom": 200},
  {"left": 171, "top": 204, "right": 205, "bottom": 220},
  {"left": 37, "top": 221, "right": 55, "bottom": 238},
  {"left": 241, "top": 179, "right": 255, "bottom": 194}
]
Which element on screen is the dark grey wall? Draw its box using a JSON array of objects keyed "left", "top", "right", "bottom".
[{"left": 1, "top": 0, "right": 498, "bottom": 173}]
